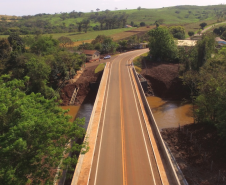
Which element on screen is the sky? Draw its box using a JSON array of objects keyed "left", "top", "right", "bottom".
[{"left": 1, "top": 0, "right": 225, "bottom": 16}]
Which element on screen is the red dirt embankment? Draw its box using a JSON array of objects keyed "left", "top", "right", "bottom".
[
  {"left": 141, "top": 62, "right": 190, "bottom": 100},
  {"left": 162, "top": 124, "right": 226, "bottom": 185},
  {"left": 141, "top": 62, "right": 226, "bottom": 184},
  {"left": 60, "top": 65, "right": 103, "bottom": 106}
]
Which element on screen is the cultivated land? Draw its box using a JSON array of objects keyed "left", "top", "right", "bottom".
[
  {"left": 3, "top": 5, "right": 225, "bottom": 26},
  {"left": 1, "top": 5, "right": 226, "bottom": 42}
]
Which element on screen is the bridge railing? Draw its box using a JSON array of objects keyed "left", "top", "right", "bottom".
[{"left": 131, "top": 66, "right": 181, "bottom": 185}]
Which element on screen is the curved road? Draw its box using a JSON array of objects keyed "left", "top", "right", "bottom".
[{"left": 87, "top": 49, "right": 163, "bottom": 185}]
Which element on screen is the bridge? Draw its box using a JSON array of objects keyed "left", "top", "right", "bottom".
[{"left": 71, "top": 49, "right": 181, "bottom": 185}]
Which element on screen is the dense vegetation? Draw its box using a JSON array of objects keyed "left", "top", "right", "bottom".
[
  {"left": 0, "top": 33, "right": 86, "bottom": 98},
  {"left": 0, "top": 33, "right": 87, "bottom": 184},
  {"left": 145, "top": 25, "right": 226, "bottom": 142},
  {"left": 77, "top": 34, "right": 149, "bottom": 54},
  {"left": 213, "top": 25, "right": 226, "bottom": 40},
  {"left": 1, "top": 5, "right": 226, "bottom": 35},
  {"left": 0, "top": 75, "right": 86, "bottom": 184}
]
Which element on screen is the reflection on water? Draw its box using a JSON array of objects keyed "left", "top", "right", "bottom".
[
  {"left": 146, "top": 96, "right": 194, "bottom": 129},
  {"left": 61, "top": 104, "right": 94, "bottom": 130},
  {"left": 75, "top": 103, "right": 94, "bottom": 129}
]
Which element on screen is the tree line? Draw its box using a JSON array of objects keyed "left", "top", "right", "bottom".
[
  {"left": 148, "top": 26, "right": 226, "bottom": 143},
  {"left": 0, "top": 32, "right": 87, "bottom": 184},
  {"left": 0, "top": 10, "right": 129, "bottom": 35}
]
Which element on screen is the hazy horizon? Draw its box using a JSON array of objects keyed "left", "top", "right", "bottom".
[{"left": 1, "top": 0, "right": 226, "bottom": 16}]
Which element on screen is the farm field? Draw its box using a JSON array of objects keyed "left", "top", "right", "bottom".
[
  {"left": 7, "top": 5, "right": 225, "bottom": 27},
  {"left": 0, "top": 26, "right": 155, "bottom": 46}
]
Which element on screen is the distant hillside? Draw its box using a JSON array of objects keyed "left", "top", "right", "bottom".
[
  {"left": 0, "top": 15, "right": 19, "bottom": 22},
  {"left": 0, "top": 5, "right": 226, "bottom": 35}
]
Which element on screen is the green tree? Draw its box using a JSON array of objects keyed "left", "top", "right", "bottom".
[
  {"left": 169, "top": 26, "right": 185, "bottom": 39},
  {"left": 101, "top": 37, "right": 118, "bottom": 54},
  {"left": 220, "top": 30, "right": 226, "bottom": 40},
  {"left": 118, "top": 40, "right": 128, "bottom": 52},
  {"left": 82, "top": 19, "right": 90, "bottom": 33},
  {"left": 8, "top": 32, "right": 25, "bottom": 53},
  {"left": 26, "top": 57, "right": 52, "bottom": 97},
  {"left": 0, "top": 75, "right": 85, "bottom": 185},
  {"left": 76, "top": 21, "right": 83, "bottom": 32},
  {"left": 199, "top": 22, "right": 207, "bottom": 30},
  {"left": 196, "top": 34, "right": 215, "bottom": 70},
  {"left": 30, "top": 36, "right": 59, "bottom": 56},
  {"left": 140, "top": 22, "right": 146, "bottom": 27},
  {"left": 154, "top": 21, "right": 159, "bottom": 28},
  {"left": 188, "top": 31, "right": 195, "bottom": 37},
  {"left": 148, "top": 27, "right": 178, "bottom": 61},
  {"left": 0, "top": 38, "right": 11, "bottom": 60},
  {"left": 58, "top": 36, "right": 72, "bottom": 48}
]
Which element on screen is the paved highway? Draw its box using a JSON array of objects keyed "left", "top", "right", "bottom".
[{"left": 88, "top": 49, "right": 163, "bottom": 185}]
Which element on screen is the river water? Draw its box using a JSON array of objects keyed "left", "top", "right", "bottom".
[
  {"left": 61, "top": 103, "right": 93, "bottom": 129},
  {"left": 146, "top": 96, "right": 194, "bottom": 129},
  {"left": 61, "top": 95, "right": 193, "bottom": 130}
]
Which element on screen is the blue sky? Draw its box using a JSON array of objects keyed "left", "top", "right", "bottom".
[{"left": 1, "top": 0, "right": 225, "bottom": 16}]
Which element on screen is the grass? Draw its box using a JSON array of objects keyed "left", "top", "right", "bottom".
[
  {"left": 2, "top": 5, "right": 225, "bottom": 27},
  {"left": 95, "top": 63, "right": 106, "bottom": 74},
  {"left": 133, "top": 52, "right": 149, "bottom": 68},
  {"left": 134, "top": 66, "right": 142, "bottom": 74},
  {"left": 1, "top": 5, "right": 226, "bottom": 44},
  {"left": 183, "top": 19, "right": 218, "bottom": 37},
  {"left": 0, "top": 26, "right": 150, "bottom": 46},
  {"left": 205, "top": 23, "right": 226, "bottom": 34}
]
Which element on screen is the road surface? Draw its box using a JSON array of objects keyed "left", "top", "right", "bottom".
[{"left": 88, "top": 49, "right": 163, "bottom": 185}]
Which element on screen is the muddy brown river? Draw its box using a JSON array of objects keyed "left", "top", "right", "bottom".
[
  {"left": 147, "top": 96, "right": 194, "bottom": 129},
  {"left": 61, "top": 96, "right": 194, "bottom": 130}
]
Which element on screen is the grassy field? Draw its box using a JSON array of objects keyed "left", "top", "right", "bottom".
[
  {"left": 205, "top": 22, "right": 226, "bottom": 34},
  {"left": 2, "top": 5, "right": 226, "bottom": 27},
  {"left": 44, "top": 27, "right": 136, "bottom": 41},
  {"left": 1, "top": 5, "right": 226, "bottom": 45},
  {"left": 95, "top": 63, "right": 106, "bottom": 73},
  {"left": 183, "top": 19, "right": 219, "bottom": 37},
  {"left": 0, "top": 26, "right": 153, "bottom": 46}
]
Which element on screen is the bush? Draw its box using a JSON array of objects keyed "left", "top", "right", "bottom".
[
  {"left": 173, "top": 32, "right": 185, "bottom": 39},
  {"left": 188, "top": 31, "right": 195, "bottom": 37},
  {"left": 140, "top": 22, "right": 146, "bottom": 27},
  {"left": 221, "top": 30, "right": 226, "bottom": 40},
  {"left": 148, "top": 27, "right": 178, "bottom": 61}
]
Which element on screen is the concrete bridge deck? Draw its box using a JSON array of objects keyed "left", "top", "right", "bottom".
[{"left": 72, "top": 49, "right": 180, "bottom": 185}]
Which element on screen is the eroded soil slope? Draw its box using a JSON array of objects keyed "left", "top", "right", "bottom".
[
  {"left": 60, "top": 65, "right": 103, "bottom": 106},
  {"left": 141, "top": 62, "right": 190, "bottom": 100}
]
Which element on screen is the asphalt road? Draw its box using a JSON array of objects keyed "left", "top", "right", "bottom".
[{"left": 88, "top": 49, "right": 163, "bottom": 185}]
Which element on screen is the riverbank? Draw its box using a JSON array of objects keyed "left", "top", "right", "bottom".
[
  {"left": 142, "top": 62, "right": 226, "bottom": 184},
  {"left": 162, "top": 124, "right": 226, "bottom": 185},
  {"left": 141, "top": 62, "right": 190, "bottom": 100},
  {"left": 60, "top": 64, "right": 103, "bottom": 106}
]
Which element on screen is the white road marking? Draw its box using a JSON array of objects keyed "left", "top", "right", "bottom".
[
  {"left": 126, "top": 59, "right": 157, "bottom": 185},
  {"left": 92, "top": 62, "right": 113, "bottom": 185}
]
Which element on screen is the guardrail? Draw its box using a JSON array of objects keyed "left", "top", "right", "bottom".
[
  {"left": 71, "top": 62, "right": 110, "bottom": 185},
  {"left": 131, "top": 65, "right": 181, "bottom": 185}
]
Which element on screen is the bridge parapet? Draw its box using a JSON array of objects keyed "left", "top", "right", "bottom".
[{"left": 71, "top": 62, "right": 110, "bottom": 185}]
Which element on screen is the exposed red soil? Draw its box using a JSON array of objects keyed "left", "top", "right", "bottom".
[
  {"left": 162, "top": 124, "right": 226, "bottom": 185},
  {"left": 60, "top": 65, "right": 103, "bottom": 106},
  {"left": 141, "top": 62, "right": 190, "bottom": 100},
  {"left": 142, "top": 62, "right": 226, "bottom": 184}
]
